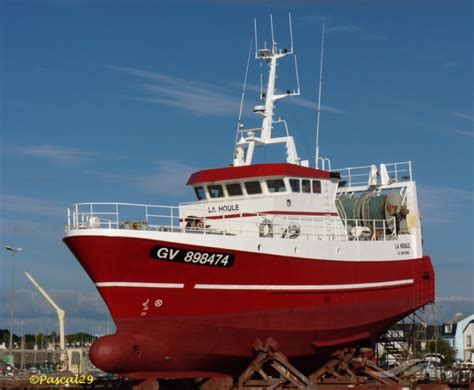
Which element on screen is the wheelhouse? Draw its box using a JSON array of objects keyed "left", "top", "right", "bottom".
[
  {"left": 192, "top": 177, "right": 325, "bottom": 200},
  {"left": 187, "top": 163, "right": 339, "bottom": 203}
]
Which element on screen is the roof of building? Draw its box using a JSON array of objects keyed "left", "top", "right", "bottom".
[{"left": 445, "top": 312, "right": 470, "bottom": 325}]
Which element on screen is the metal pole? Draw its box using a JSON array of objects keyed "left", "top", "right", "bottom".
[
  {"left": 20, "top": 320, "right": 25, "bottom": 369},
  {"left": 270, "top": 14, "right": 275, "bottom": 54},
  {"left": 5, "top": 246, "right": 22, "bottom": 356},
  {"left": 234, "top": 38, "right": 253, "bottom": 148},
  {"left": 10, "top": 251, "right": 15, "bottom": 355},
  {"left": 315, "top": 24, "right": 325, "bottom": 168}
]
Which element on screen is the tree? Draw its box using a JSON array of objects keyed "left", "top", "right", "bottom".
[{"left": 426, "top": 339, "right": 456, "bottom": 365}]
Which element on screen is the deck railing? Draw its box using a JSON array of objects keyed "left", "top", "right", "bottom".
[
  {"left": 67, "top": 203, "right": 397, "bottom": 242},
  {"left": 335, "top": 161, "right": 413, "bottom": 188},
  {"left": 67, "top": 203, "right": 181, "bottom": 231}
]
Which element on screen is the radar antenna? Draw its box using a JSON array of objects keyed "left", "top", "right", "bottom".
[{"left": 233, "top": 14, "right": 303, "bottom": 167}]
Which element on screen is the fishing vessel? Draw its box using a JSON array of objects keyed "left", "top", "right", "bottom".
[{"left": 63, "top": 16, "right": 435, "bottom": 379}]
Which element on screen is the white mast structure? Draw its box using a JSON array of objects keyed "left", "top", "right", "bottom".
[
  {"left": 315, "top": 24, "right": 325, "bottom": 169},
  {"left": 25, "top": 271, "right": 66, "bottom": 369},
  {"left": 233, "top": 14, "right": 302, "bottom": 167}
]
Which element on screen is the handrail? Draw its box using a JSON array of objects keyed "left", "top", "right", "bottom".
[
  {"left": 66, "top": 202, "right": 400, "bottom": 243},
  {"left": 335, "top": 161, "right": 413, "bottom": 188}
]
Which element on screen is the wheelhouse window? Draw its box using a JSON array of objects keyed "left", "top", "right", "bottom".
[
  {"left": 194, "top": 186, "right": 206, "bottom": 200},
  {"left": 267, "top": 179, "right": 286, "bottom": 193},
  {"left": 245, "top": 181, "right": 262, "bottom": 195},
  {"left": 312, "top": 180, "right": 322, "bottom": 194},
  {"left": 289, "top": 179, "right": 300, "bottom": 192},
  {"left": 208, "top": 185, "right": 224, "bottom": 198},
  {"left": 226, "top": 183, "right": 243, "bottom": 197},
  {"left": 302, "top": 179, "right": 311, "bottom": 193}
]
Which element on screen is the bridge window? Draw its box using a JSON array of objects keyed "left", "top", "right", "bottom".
[
  {"left": 245, "top": 181, "right": 262, "bottom": 195},
  {"left": 312, "top": 180, "right": 322, "bottom": 194},
  {"left": 267, "top": 179, "right": 286, "bottom": 193},
  {"left": 226, "top": 183, "right": 243, "bottom": 197},
  {"left": 194, "top": 186, "right": 206, "bottom": 200},
  {"left": 208, "top": 185, "right": 224, "bottom": 198},
  {"left": 289, "top": 179, "right": 300, "bottom": 192},
  {"left": 302, "top": 179, "right": 311, "bottom": 193}
]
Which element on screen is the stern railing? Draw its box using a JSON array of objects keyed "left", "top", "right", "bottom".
[{"left": 335, "top": 161, "right": 413, "bottom": 188}]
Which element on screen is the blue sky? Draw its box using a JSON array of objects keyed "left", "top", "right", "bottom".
[{"left": 1, "top": 0, "right": 472, "bottom": 335}]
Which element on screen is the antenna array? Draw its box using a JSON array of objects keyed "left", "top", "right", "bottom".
[{"left": 233, "top": 14, "right": 303, "bottom": 167}]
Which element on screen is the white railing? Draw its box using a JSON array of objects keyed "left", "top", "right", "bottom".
[
  {"left": 67, "top": 203, "right": 181, "bottom": 231},
  {"left": 335, "top": 161, "right": 413, "bottom": 188},
  {"left": 66, "top": 202, "right": 397, "bottom": 242}
]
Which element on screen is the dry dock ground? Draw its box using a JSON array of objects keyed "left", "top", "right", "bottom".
[{"left": 1, "top": 376, "right": 473, "bottom": 390}]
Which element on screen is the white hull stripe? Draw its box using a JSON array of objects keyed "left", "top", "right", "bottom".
[
  {"left": 194, "top": 279, "right": 413, "bottom": 290},
  {"left": 96, "top": 279, "right": 413, "bottom": 290},
  {"left": 96, "top": 282, "right": 185, "bottom": 288}
]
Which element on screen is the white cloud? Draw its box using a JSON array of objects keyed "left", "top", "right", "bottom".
[
  {"left": 287, "top": 96, "right": 344, "bottom": 114},
  {"left": 0, "top": 288, "right": 111, "bottom": 334},
  {"left": 107, "top": 65, "right": 240, "bottom": 116},
  {"left": 437, "top": 296, "right": 474, "bottom": 303},
  {"left": 137, "top": 160, "right": 198, "bottom": 195},
  {"left": 0, "top": 288, "right": 106, "bottom": 320},
  {"left": 416, "top": 54, "right": 445, "bottom": 61},
  {"left": 300, "top": 13, "right": 328, "bottom": 25},
  {"left": 0, "top": 219, "right": 63, "bottom": 247},
  {"left": 229, "top": 82, "right": 344, "bottom": 114},
  {"left": 453, "top": 129, "right": 474, "bottom": 138},
  {"left": 15, "top": 145, "right": 99, "bottom": 164},
  {"left": 443, "top": 61, "right": 463, "bottom": 68},
  {"left": 85, "top": 160, "right": 198, "bottom": 196},
  {"left": 363, "top": 34, "right": 388, "bottom": 41},
  {"left": 418, "top": 186, "right": 473, "bottom": 224},
  {"left": 450, "top": 110, "right": 474, "bottom": 122},
  {"left": 326, "top": 24, "right": 360, "bottom": 34},
  {"left": 0, "top": 195, "right": 65, "bottom": 218}
]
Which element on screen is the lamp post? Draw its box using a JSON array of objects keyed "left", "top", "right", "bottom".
[{"left": 5, "top": 245, "right": 23, "bottom": 356}]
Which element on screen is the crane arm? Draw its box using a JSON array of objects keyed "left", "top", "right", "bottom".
[
  {"left": 25, "top": 272, "right": 66, "bottom": 356},
  {"left": 25, "top": 272, "right": 65, "bottom": 314}
]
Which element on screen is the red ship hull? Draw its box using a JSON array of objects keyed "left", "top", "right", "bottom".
[{"left": 64, "top": 234, "right": 435, "bottom": 378}]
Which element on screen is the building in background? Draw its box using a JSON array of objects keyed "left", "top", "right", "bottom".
[{"left": 441, "top": 313, "right": 474, "bottom": 362}]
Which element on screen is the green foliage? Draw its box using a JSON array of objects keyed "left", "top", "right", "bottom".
[
  {"left": 426, "top": 339, "right": 456, "bottom": 365},
  {"left": 0, "top": 330, "right": 94, "bottom": 349},
  {"left": 1, "top": 330, "right": 9, "bottom": 345}
]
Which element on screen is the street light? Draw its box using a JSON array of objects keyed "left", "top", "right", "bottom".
[{"left": 5, "top": 245, "right": 23, "bottom": 356}]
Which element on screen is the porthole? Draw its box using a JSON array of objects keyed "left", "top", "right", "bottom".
[{"left": 286, "top": 199, "right": 292, "bottom": 207}]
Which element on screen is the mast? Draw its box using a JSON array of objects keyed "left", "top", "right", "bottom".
[
  {"left": 233, "top": 14, "right": 302, "bottom": 167},
  {"left": 234, "top": 38, "right": 254, "bottom": 147},
  {"left": 315, "top": 24, "right": 325, "bottom": 169}
]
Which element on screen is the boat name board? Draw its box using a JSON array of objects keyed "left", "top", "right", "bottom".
[
  {"left": 208, "top": 204, "right": 240, "bottom": 214},
  {"left": 395, "top": 242, "right": 411, "bottom": 256},
  {"left": 149, "top": 245, "right": 235, "bottom": 268}
]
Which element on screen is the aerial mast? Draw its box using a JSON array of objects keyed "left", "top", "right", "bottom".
[
  {"left": 315, "top": 24, "right": 325, "bottom": 169},
  {"left": 233, "top": 14, "right": 302, "bottom": 167},
  {"left": 234, "top": 39, "right": 254, "bottom": 147}
]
